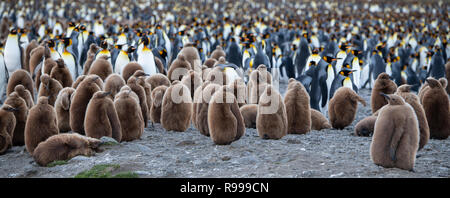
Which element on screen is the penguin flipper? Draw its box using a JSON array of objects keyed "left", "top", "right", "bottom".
[{"left": 320, "top": 77, "right": 328, "bottom": 108}]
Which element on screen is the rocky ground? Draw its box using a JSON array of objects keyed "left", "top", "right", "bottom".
[{"left": 0, "top": 83, "right": 449, "bottom": 178}]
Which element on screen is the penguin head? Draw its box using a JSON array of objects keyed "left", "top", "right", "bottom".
[
  {"left": 9, "top": 28, "right": 18, "bottom": 35},
  {"left": 380, "top": 93, "right": 405, "bottom": 105},
  {"left": 312, "top": 48, "right": 319, "bottom": 54},
  {"left": 56, "top": 58, "right": 66, "bottom": 68},
  {"left": 132, "top": 70, "right": 149, "bottom": 78},
  {"left": 37, "top": 96, "right": 49, "bottom": 105},
  {"left": 60, "top": 37, "right": 72, "bottom": 47},
  {"left": 322, "top": 56, "right": 336, "bottom": 64},
  {"left": 100, "top": 40, "right": 108, "bottom": 49},
  {"left": 127, "top": 46, "right": 136, "bottom": 54},
  {"left": 47, "top": 39, "right": 56, "bottom": 48},
  {"left": 396, "top": 84, "right": 413, "bottom": 93}
]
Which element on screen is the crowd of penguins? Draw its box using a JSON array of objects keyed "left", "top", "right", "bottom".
[{"left": 0, "top": 0, "right": 449, "bottom": 171}]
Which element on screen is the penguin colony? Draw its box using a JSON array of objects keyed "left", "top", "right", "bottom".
[{"left": 0, "top": 0, "right": 448, "bottom": 171}]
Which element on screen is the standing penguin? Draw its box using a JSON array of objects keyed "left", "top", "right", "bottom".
[
  {"left": 0, "top": 43, "right": 7, "bottom": 103},
  {"left": 51, "top": 59, "right": 73, "bottom": 88},
  {"left": 256, "top": 85, "right": 288, "bottom": 139},
  {"left": 395, "top": 85, "right": 429, "bottom": 150},
  {"left": 161, "top": 81, "right": 193, "bottom": 132},
  {"left": 55, "top": 87, "right": 75, "bottom": 133},
  {"left": 193, "top": 83, "right": 221, "bottom": 136},
  {"left": 85, "top": 91, "right": 122, "bottom": 142},
  {"left": 114, "top": 89, "right": 144, "bottom": 141},
  {"left": 137, "top": 36, "right": 158, "bottom": 75},
  {"left": 70, "top": 75, "right": 103, "bottom": 134},
  {"left": 284, "top": 79, "right": 311, "bottom": 134},
  {"left": 6, "top": 69, "right": 34, "bottom": 101},
  {"left": 328, "top": 87, "right": 366, "bottom": 129},
  {"left": 114, "top": 46, "right": 136, "bottom": 75},
  {"left": 25, "top": 96, "right": 59, "bottom": 154},
  {"left": 13, "top": 85, "right": 34, "bottom": 109},
  {"left": 371, "top": 73, "right": 397, "bottom": 114},
  {"left": 4, "top": 29, "right": 22, "bottom": 76},
  {"left": 88, "top": 55, "right": 113, "bottom": 81},
  {"left": 150, "top": 85, "right": 168, "bottom": 124},
  {"left": 60, "top": 37, "right": 80, "bottom": 81},
  {"left": 421, "top": 78, "right": 450, "bottom": 139},
  {"left": 104, "top": 74, "right": 126, "bottom": 100},
  {"left": 0, "top": 104, "right": 16, "bottom": 154},
  {"left": 370, "top": 93, "right": 419, "bottom": 171},
  {"left": 38, "top": 74, "right": 63, "bottom": 106},
  {"left": 4, "top": 92, "right": 28, "bottom": 146},
  {"left": 127, "top": 75, "right": 149, "bottom": 128},
  {"left": 208, "top": 88, "right": 245, "bottom": 145}
]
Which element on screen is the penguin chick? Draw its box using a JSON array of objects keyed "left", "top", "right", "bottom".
[
  {"left": 329, "top": 87, "right": 366, "bottom": 129},
  {"left": 85, "top": 91, "right": 122, "bottom": 142},
  {"left": 395, "top": 84, "right": 430, "bottom": 149},
  {"left": 24, "top": 40, "right": 38, "bottom": 73},
  {"left": 7, "top": 69, "right": 34, "bottom": 101},
  {"left": 136, "top": 75, "right": 152, "bottom": 122},
  {"left": 206, "top": 66, "right": 228, "bottom": 85},
  {"left": 239, "top": 104, "right": 258, "bottom": 129},
  {"left": 83, "top": 44, "right": 101, "bottom": 75},
  {"left": 208, "top": 88, "right": 245, "bottom": 145},
  {"left": 421, "top": 78, "right": 450, "bottom": 139},
  {"left": 161, "top": 82, "right": 193, "bottom": 132},
  {"left": 150, "top": 85, "right": 168, "bottom": 124},
  {"left": 194, "top": 83, "right": 221, "bottom": 136},
  {"left": 248, "top": 64, "right": 272, "bottom": 104},
  {"left": 36, "top": 58, "right": 57, "bottom": 90},
  {"left": 256, "top": 85, "right": 288, "bottom": 139},
  {"left": 14, "top": 84, "right": 34, "bottom": 109},
  {"left": 418, "top": 77, "right": 448, "bottom": 104},
  {"left": 446, "top": 62, "right": 450, "bottom": 95},
  {"left": 180, "top": 43, "right": 202, "bottom": 73},
  {"left": 310, "top": 109, "right": 332, "bottom": 130},
  {"left": 88, "top": 55, "right": 113, "bottom": 81},
  {"left": 0, "top": 104, "right": 16, "bottom": 154},
  {"left": 168, "top": 54, "right": 192, "bottom": 82},
  {"left": 181, "top": 70, "right": 203, "bottom": 99},
  {"left": 355, "top": 116, "right": 377, "bottom": 137},
  {"left": 28, "top": 46, "right": 47, "bottom": 79},
  {"left": 51, "top": 58, "right": 74, "bottom": 87},
  {"left": 72, "top": 75, "right": 86, "bottom": 89},
  {"left": 284, "top": 80, "right": 311, "bottom": 134},
  {"left": 4, "top": 92, "right": 28, "bottom": 146},
  {"left": 146, "top": 73, "right": 170, "bottom": 91},
  {"left": 104, "top": 74, "right": 125, "bottom": 100},
  {"left": 122, "top": 62, "right": 144, "bottom": 83},
  {"left": 25, "top": 96, "right": 59, "bottom": 154},
  {"left": 38, "top": 74, "right": 63, "bottom": 106},
  {"left": 370, "top": 93, "right": 419, "bottom": 171},
  {"left": 32, "top": 133, "right": 102, "bottom": 166},
  {"left": 225, "top": 78, "right": 247, "bottom": 107},
  {"left": 210, "top": 46, "right": 226, "bottom": 61},
  {"left": 371, "top": 73, "right": 397, "bottom": 113},
  {"left": 55, "top": 87, "right": 75, "bottom": 132},
  {"left": 203, "top": 58, "right": 217, "bottom": 68},
  {"left": 127, "top": 75, "right": 149, "bottom": 127},
  {"left": 201, "top": 65, "right": 212, "bottom": 81},
  {"left": 70, "top": 75, "right": 102, "bottom": 134}
]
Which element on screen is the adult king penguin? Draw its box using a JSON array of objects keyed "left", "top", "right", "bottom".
[
  {"left": 4, "top": 28, "right": 22, "bottom": 76},
  {"left": 137, "top": 36, "right": 158, "bottom": 75}
]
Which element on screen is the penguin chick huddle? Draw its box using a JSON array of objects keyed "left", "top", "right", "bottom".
[{"left": 0, "top": 0, "right": 448, "bottom": 172}]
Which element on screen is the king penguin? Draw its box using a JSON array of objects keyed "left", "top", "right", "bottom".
[
  {"left": 137, "top": 36, "right": 158, "bottom": 75},
  {"left": 60, "top": 37, "right": 80, "bottom": 80},
  {"left": 4, "top": 28, "right": 22, "bottom": 76}
]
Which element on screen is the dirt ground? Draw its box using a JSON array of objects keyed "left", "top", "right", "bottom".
[{"left": 0, "top": 83, "right": 448, "bottom": 178}]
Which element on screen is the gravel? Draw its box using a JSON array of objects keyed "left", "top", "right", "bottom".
[{"left": 0, "top": 83, "right": 448, "bottom": 178}]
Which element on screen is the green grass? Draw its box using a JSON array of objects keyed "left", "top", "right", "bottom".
[
  {"left": 47, "top": 160, "right": 68, "bottom": 167},
  {"left": 74, "top": 164, "right": 139, "bottom": 178}
]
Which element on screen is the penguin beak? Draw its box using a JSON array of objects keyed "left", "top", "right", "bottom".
[
  {"left": 4, "top": 107, "right": 18, "bottom": 112},
  {"left": 380, "top": 92, "right": 390, "bottom": 100},
  {"left": 103, "top": 92, "right": 112, "bottom": 97},
  {"left": 144, "top": 73, "right": 150, "bottom": 76}
]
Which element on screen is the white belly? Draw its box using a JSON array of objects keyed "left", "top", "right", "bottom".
[
  {"left": 114, "top": 54, "right": 130, "bottom": 74},
  {"left": 361, "top": 64, "right": 370, "bottom": 88},
  {"left": 138, "top": 51, "right": 156, "bottom": 75},
  {"left": 0, "top": 54, "right": 7, "bottom": 101},
  {"left": 63, "top": 54, "right": 77, "bottom": 80},
  {"left": 4, "top": 39, "right": 21, "bottom": 76}
]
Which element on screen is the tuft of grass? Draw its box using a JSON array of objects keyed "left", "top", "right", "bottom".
[
  {"left": 111, "top": 172, "right": 139, "bottom": 178},
  {"left": 47, "top": 160, "right": 68, "bottom": 167},
  {"left": 74, "top": 164, "right": 139, "bottom": 178}
]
